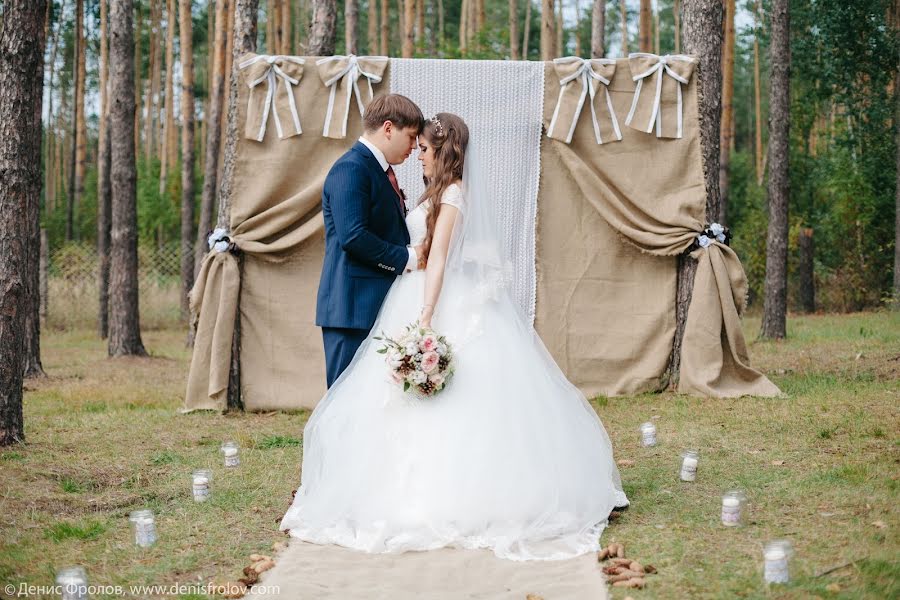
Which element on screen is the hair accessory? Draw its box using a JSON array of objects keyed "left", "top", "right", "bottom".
[{"left": 430, "top": 115, "right": 444, "bottom": 137}]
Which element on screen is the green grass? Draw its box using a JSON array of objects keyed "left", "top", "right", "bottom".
[
  {"left": 45, "top": 520, "right": 107, "bottom": 542},
  {"left": 0, "top": 312, "right": 897, "bottom": 599}
]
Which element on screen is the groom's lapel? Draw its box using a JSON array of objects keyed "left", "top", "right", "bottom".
[{"left": 352, "top": 142, "right": 407, "bottom": 222}]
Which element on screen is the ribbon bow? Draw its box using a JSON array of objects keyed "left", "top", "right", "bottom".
[
  {"left": 317, "top": 55, "right": 389, "bottom": 139},
  {"left": 547, "top": 57, "right": 622, "bottom": 145},
  {"left": 624, "top": 53, "right": 697, "bottom": 139},
  {"left": 238, "top": 54, "right": 305, "bottom": 142}
]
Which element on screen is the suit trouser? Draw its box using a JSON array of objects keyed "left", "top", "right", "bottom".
[{"left": 321, "top": 327, "right": 370, "bottom": 388}]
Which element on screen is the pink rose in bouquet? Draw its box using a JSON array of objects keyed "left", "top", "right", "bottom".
[{"left": 421, "top": 351, "right": 439, "bottom": 373}]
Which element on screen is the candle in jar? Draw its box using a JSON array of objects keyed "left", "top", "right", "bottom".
[
  {"left": 680, "top": 451, "right": 698, "bottom": 482},
  {"left": 721, "top": 496, "right": 741, "bottom": 526},
  {"left": 221, "top": 441, "right": 240, "bottom": 467},
  {"left": 129, "top": 509, "right": 158, "bottom": 547},
  {"left": 56, "top": 566, "right": 89, "bottom": 600},
  {"left": 764, "top": 547, "right": 790, "bottom": 583},
  {"left": 192, "top": 470, "right": 211, "bottom": 502},
  {"left": 639, "top": 422, "right": 657, "bottom": 447}
]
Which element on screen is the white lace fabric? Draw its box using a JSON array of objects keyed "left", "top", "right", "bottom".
[{"left": 390, "top": 59, "right": 544, "bottom": 324}]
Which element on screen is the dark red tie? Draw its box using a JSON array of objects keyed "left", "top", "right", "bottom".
[{"left": 386, "top": 166, "right": 406, "bottom": 213}]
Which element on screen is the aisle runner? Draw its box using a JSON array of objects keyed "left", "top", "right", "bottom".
[
  {"left": 389, "top": 59, "right": 545, "bottom": 323},
  {"left": 251, "top": 540, "right": 608, "bottom": 599}
]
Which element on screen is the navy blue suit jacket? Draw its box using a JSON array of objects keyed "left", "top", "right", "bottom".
[{"left": 316, "top": 142, "right": 411, "bottom": 330}]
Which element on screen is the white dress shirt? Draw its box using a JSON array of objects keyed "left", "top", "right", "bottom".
[{"left": 359, "top": 136, "right": 417, "bottom": 272}]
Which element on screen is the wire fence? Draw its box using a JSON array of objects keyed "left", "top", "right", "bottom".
[{"left": 46, "top": 242, "right": 185, "bottom": 331}]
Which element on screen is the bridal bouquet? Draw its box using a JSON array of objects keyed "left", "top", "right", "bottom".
[{"left": 374, "top": 323, "right": 454, "bottom": 398}]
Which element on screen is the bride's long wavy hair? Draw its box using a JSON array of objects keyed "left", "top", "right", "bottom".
[{"left": 416, "top": 112, "right": 469, "bottom": 263}]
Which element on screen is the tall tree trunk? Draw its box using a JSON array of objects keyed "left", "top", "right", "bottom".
[
  {"left": 201, "top": 0, "right": 212, "bottom": 170},
  {"left": 555, "top": 0, "right": 563, "bottom": 56},
  {"left": 281, "top": 0, "right": 292, "bottom": 53},
  {"left": 403, "top": 0, "right": 415, "bottom": 56},
  {"left": 180, "top": 0, "right": 195, "bottom": 321},
  {"left": 540, "top": 0, "right": 554, "bottom": 60},
  {"left": 415, "top": 0, "right": 424, "bottom": 50},
  {"left": 160, "top": 0, "right": 177, "bottom": 196},
  {"left": 308, "top": 0, "right": 337, "bottom": 54},
  {"left": 509, "top": 0, "right": 519, "bottom": 59},
  {"left": 476, "top": 0, "right": 485, "bottom": 41},
  {"left": 74, "top": 0, "right": 87, "bottom": 239},
  {"left": 459, "top": 0, "right": 468, "bottom": 53},
  {"left": 45, "top": 0, "right": 66, "bottom": 217},
  {"left": 267, "top": 0, "right": 275, "bottom": 52},
  {"left": 381, "top": 0, "right": 389, "bottom": 54},
  {"left": 153, "top": 0, "right": 164, "bottom": 164},
  {"left": 760, "top": 0, "right": 790, "bottom": 339},
  {"left": 221, "top": 2, "right": 235, "bottom": 175},
  {"left": 134, "top": 2, "right": 143, "bottom": 160},
  {"left": 218, "top": 0, "right": 260, "bottom": 411},
  {"left": 664, "top": 0, "right": 724, "bottom": 387},
  {"left": 144, "top": 0, "right": 159, "bottom": 162},
  {"left": 719, "top": 0, "right": 734, "bottom": 224},
  {"left": 275, "top": 0, "right": 284, "bottom": 52},
  {"left": 638, "top": 0, "right": 650, "bottom": 51},
  {"left": 0, "top": 0, "right": 47, "bottom": 446},
  {"left": 98, "top": 0, "right": 112, "bottom": 339},
  {"left": 24, "top": 0, "right": 50, "bottom": 378},
  {"left": 753, "top": 0, "right": 763, "bottom": 184},
  {"left": 619, "top": 0, "right": 627, "bottom": 55},
  {"left": 197, "top": 0, "right": 229, "bottom": 275},
  {"left": 591, "top": 0, "right": 604, "bottom": 57},
  {"left": 67, "top": 0, "right": 84, "bottom": 241},
  {"left": 109, "top": 0, "right": 147, "bottom": 357},
  {"left": 346, "top": 0, "right": 359, "bottom": 54},
  {"left": 522, "top": 0, "right": 531, "bottom": 59},
  {"left": 368, "top": 0, "right": 378, "bottom": 52}
]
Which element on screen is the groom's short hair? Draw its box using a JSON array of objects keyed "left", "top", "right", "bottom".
[{"left": 363, "top": 94, "right": 425, "bottom": 133}]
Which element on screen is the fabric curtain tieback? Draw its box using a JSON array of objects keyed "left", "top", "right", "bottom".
[
  {"left": 625, "top": 53, "right": 697, "bottom": 139},
  {"left": 547, "top": 57, "right": 622, "bottom": 145},
  {"left": 238, "top": 54, "right": 305, "bottom": 142},
  {"left": 317, "top": 54, "right": 389, "bottom": 139}
]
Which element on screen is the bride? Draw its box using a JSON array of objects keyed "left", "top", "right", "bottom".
[{"left": 280, "top": 112, "right": 628, "bottom": 561}]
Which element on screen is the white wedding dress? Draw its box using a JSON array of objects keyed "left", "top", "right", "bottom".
[{"left": 281, "top": 183, "right": 628, "bottom": 561}]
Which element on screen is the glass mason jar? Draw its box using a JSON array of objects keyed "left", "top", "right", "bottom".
[
  {"left": 220, "top": 441, "right": 240, "bottom": 467},
  {"left": 721, "top": 490, "right": 746, "bottom": 527},
  {"left": 679, "top": 449, "right": 699, "bottom": 482},
  {"left": 763, "top": 540, "right": 793, "bottom": 584},
  {"left": 56, "top": 566, "right": 89, "bottom": 600},
  {"left": 129, "top": 509, "right": 158, "bottom": 547},
  {"left": 192, "top": 469, "right": 212, "bottom": 502},
  {"left": 639, "top": 422, "right": 657, "bottom": 447}
]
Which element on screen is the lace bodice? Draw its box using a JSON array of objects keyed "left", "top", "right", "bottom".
[{"left": 405, "top": 183, "right": 464, "bottom": 246}]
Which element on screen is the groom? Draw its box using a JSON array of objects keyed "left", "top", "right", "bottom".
[{"left": 316, "top": 94, "right": 426, "bottom": 388}]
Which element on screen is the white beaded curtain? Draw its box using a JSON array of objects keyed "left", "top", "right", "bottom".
[{"left": 389, "top": 59, "right": 545, "bottom": 323}]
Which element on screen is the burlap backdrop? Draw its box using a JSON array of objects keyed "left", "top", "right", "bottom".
[
  {"left": 184, "top": 55, "right": 778, "bottom": 413},
  {"left": 536, "top": 58, "right": 778, "bottom": 398}
]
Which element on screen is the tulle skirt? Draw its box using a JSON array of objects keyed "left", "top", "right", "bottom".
[{"left": 280, "top": 270, "right": 628, "bottom": 561}]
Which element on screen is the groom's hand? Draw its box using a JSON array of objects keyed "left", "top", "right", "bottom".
[{"left": 413, "top": 245, "right": 427, "bottom": 270}]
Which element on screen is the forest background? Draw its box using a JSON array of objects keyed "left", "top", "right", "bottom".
[{"left": 40, "top": 0, "right": 897, "bottom": 327}]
